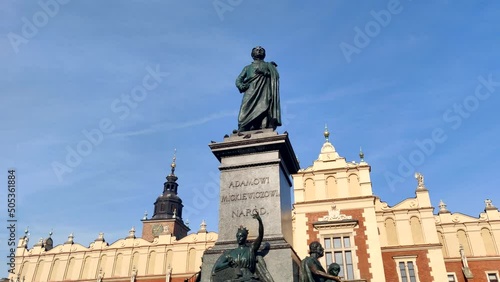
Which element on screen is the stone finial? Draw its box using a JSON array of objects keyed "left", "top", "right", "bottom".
[
  {"left": 185, "top": 219, "right": 190, "bottom": 227},
  {"left": 414, "top": 172, "right": 427, "bottom": 190},
  {"left": 324, "top": 124, "right": 330, "bottom": 142},
  {"left": 173, "top": 208, "right": 177, "bottom": 219},
  {"left": 66, "top": 233, "right": 74, "bottom": 244},
  {"left": 34, "top": 238, "right": 44, "bottom": 247},
  {"left": 127, "top": 227, "right": 136, "bottom": 239},
  {"left": 459, "top": 244, "right": 474, "bottom": 278},
  {"left": 97, "top": 268, "right": 104, "bottom": 282},
  {"left": 459, "top": 244, "right": 468, "bottom": 267},
  {"left": 20, "top": 237, "right": 28, "bottom": 248},
  {"left": 438, "top": 200, "right": 450, "bottom": 214},
  {"left": 95, "top": 232, "right": 105, "bottom": 242},
  {"left": 485, "top": 199, "right": 497, "bottom": 211},
  {"left": 166, "top": 265, "right": 172, "bottom": 279},
  {"left": 142, "top": 211, "right": 148, "bottom": 220},
  {"left": 131, "top": 266, "right": 137, "bottom": 282},
  {"left": 20, "top": 226, "right": 30, "bottom": 248},
  {"left": 359, "top": 146, "right": 365, "bottom": 162},
  {"left": 199, "top": 219, "right": 207, "bottom": 233},
  {"left": 317, "top": 124, "right": 340, "bottom": 161}
]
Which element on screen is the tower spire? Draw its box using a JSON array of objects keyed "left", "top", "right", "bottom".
[
  {"left": 143, "top": 148, "right": 190, "bottom": 241},
  {"left": 170, "top": 149, "right": 177, "bottom": 176},
  {"left": 152, "top": 149, "right": 184, "bottom": 220}
]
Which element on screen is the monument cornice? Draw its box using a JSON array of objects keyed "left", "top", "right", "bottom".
[
  {"left": 209, "top": 132, "right": 300, "bottom": 175},
  {"left": 219, "top": 160, "right": 281, "bottom": 171}
]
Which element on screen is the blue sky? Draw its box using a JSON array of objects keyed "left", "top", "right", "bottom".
[{"left": 1, "top": 0, "right": 500, "bottom": 273}]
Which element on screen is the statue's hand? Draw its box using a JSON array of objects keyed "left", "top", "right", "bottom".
[
  {"left": 239, "top": 83, "right": 249, "bottom": 92},
  {"left": 227, "top": 256, "right": 236, "bottom": 267},
  {"left": 251, "top": 210, "right": 261, "bottom": 220},
  {"left": 255, "top": 67, "right": 270, "bottom": 77}
]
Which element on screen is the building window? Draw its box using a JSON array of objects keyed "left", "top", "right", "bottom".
[
  {"left": 398, "top": 261, "right": 417, "bottom": 282},
  {"left": 324, "top": 235, "right": 354, "bottom": 280},
  {"left": 447, "top": 273, "right": 457, "bottom": 282},
  {"left": 487, "top": 272, "right": 499, "bottom": 282},
  {"left": 394, "top": 256, "right": 419, "bottom": 282}
]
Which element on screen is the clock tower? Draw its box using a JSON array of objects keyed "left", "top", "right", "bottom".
[{"left": 141, "top": 152, "right": 190, "bottom": 242}]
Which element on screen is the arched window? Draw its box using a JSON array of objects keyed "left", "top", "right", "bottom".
[
  {"left": 64, "top": 258, "right": 76, "bottom": 280},
  {"left": 410, "top": 216, "right": 424, "bottom": 244},
  {"left": 81, "top": 256, "right": 92, "bottom": 279},
  {"left": 187, "top": 248, "right": 197, "bottom": 272},
  {"left": 97, "top": 255, "right": 107, "bottom": 278},
  {"left": 326, "top": 176, "right": 338, "bottom": 199},
  {"left": 166, "top": 250, "right": 173, "bottom": 270},
  {"left": 385, "top": 218, "right": 399, "bottom": 245},
  {"left": 457, "top": 230, "right": 472, "bottom": 256},
  {"left": 348, "top": 173, "right": 361, "bottom": 196},
  {"left": 113, "top": 253, "right": 123, "bottom": 276},
  {"left": 131, "top": 252, "right": 140, "bottom": 275},
  {"left": 481, "top": 228, "right": 497, "bottom": 255},
  {"left": 437, "top": 231, "right": 449, "bottom": 257},
  {"left": 49, "top": 259, "right": 60, "bottom": 281},
  {"left": 34, "top": 260, "right": 47, "bottom": 281},
  {"left": 304, "top": 179, "right": 315, "bottom": 201},
  {"left": 147, "top": 251, "right": 156, "bottom": 274}
]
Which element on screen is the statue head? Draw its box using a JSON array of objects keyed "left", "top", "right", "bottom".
[
  {"left": 328, "top": 263, "right": 341, "bottom": 276},
  {"left": 236, "top": 226, "right": 249, "bottom": 245},
  {"left": 251, "top": 46, "right": 266, "bottom": 60},
  {"left": 308, "top": 241, "right": 325, "bottom": 257}
]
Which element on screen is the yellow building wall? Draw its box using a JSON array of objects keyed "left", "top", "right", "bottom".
[{"left": 9, "top": 230, "right": 217, "bottom": 281}]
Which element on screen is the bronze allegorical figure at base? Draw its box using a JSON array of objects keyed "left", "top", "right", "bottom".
[{"left": 211, "top": 212, "right": 274, "bottom": 282}]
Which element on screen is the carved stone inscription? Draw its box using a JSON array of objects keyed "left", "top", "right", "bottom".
[
  {"left": 221, "top": 190, "right": 280, "bottom": 203},
  {"left": 228, "top": 177, "right": 270, "bottom": 188},
  {"left": 231, "top": 207, "right": 268, "bottom": 218},
  {"left": 221, "top": 175, "right": 275, "bottom": 218}
]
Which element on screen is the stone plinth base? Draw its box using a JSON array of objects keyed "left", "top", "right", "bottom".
[{"left": 200, "top": 129, "right": 300, "bottom": 281}]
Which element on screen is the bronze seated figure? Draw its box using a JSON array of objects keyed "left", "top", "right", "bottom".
[{"left": 211, "top": 212, "right": 274, "bottom": 282}]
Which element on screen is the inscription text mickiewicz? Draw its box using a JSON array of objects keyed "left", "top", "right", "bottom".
[{"left": 221, "top": 190, "right": 280, "bottom": 203}]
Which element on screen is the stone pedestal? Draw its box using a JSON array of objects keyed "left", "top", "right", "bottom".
[{"left": 201, "top": 129, "right": 300, "bottom": 282}]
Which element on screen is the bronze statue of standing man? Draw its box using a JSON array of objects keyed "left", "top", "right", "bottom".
[{"left": 235, "top": 46, "right": 281, "bottom": 132}]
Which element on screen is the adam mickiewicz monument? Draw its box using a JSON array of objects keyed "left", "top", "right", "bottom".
[
  {"left": 200, "top": 45, "right": 299, "bottom": 281},
  {"left": 235, "top": 46, "right": 281, "bottom": 132},
  {"left": 200, "top": 46, "right": 343, "bottom": 282}
]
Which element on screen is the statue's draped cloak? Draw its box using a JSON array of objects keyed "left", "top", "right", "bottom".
[
  {"left": 236, "top": 61, "right": 281, "bottom": 129},
  {"left": 228, "top": 246, "right": 256, "bottom": 273},
  {"left": 301, "top": 257, "right": 327, "bottom": 282}
]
